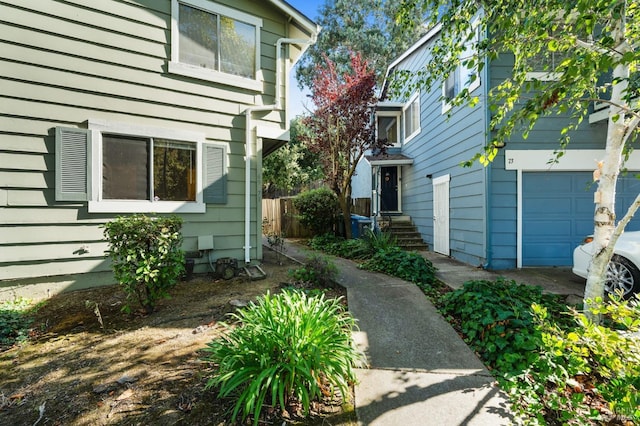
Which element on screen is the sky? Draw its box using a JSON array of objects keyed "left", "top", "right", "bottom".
[
  {"left": 285, "top": 0, "right": 323, "bottom": 117},
  {"left": 286, "top": 0, "right": 322, "bottom": 22}
]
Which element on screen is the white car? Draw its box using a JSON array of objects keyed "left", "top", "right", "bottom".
[{"left": 573, "top": 231, "right": 640, "bottom": 298}]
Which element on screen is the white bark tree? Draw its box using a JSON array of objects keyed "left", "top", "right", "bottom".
[{"left": 394, "top": 1, "right": 640, "bottom": 320}]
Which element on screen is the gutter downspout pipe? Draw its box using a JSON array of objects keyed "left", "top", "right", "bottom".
[
  {"left": 243, "top": 37, "right": 314, "bottom": 264},
  {"left": 481, "top": 26, "right": 493, "bottom": 270}
]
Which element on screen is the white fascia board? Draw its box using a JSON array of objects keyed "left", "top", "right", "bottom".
[
  {"left": 505, "top": 149, "right": 640, "bottom": 171},
  {"left": 268, "top": 0, "right": 321, "bottom": 38},
  {"left": 377, "top": 101, "right": 405, "bottom": 108},
  {"left": 380, "top": 23, "right": 442, "bottom": 99},
  {"left": 257, "top": 125, "right": 289, "bottom": 141},
  {"left": 387, "top": 23, "right": 442, "bottom": 72},
  {"left": 368, "top": 158, "right": 414, "bottom": 166}
]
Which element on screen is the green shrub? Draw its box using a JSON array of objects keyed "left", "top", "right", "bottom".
[
  {"left": 103, "top": 214, "right": 185, "bottom": 313},
  {"left": 333, "top": 239, "right": 369, "bottom": 259},
  {"left": 289, "top": 253, "right": 338, "bottom": 288},
  {"left": 204, "top": 290, "right": 361, "bottom": 425},
  {"left": 360, "top": 246, "right": 436, "bottom": 287},
  {"left": 506, "top": 298, "right": 640, "bottom": 425},
  {"left": 308, "top": 234, "right": 354, "bottom": 257},
  {"left": 439, "top": 280, "right": 640, "bottom": 424},
  {"left": 308, "top": 232, "right": 435, "bottom": 287},
  {"left": 0, "top": 298, "right": 34, "bottom": 350},
  {"left": 438, "top": 279, "right": 569, "bottom": 374},
  {"left": 293, "top": 188, "right": 340, "bottom": 235},
  {"left": 308, "top": 233, "right": 343, "bottom": 252}
]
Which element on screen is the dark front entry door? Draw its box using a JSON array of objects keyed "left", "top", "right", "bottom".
[{"left": 380, "top": 166, "right": 398, "bottom": 212}]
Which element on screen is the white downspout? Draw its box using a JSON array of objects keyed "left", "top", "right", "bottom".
[
  {"left": 243, "top": 37, "right": 314, "bottom": 264},
  {"left": 244, "top": 105, "right": 274, "bottom": 265}
]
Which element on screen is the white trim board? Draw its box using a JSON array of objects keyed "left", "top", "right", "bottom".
[{"left": 505, "top": 149, "right": 640, "bottom": 171}]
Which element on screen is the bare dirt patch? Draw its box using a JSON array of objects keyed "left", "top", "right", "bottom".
[{"left": 0, "top": 248, "right": 355, "bottom": 425}]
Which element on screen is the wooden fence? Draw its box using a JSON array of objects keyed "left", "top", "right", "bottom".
[
  {"left": 351, "top": 198, "right": 371, "bottom": 217},
  {"left": 262, "top": 197, "right": 371, "bottom": 238}
]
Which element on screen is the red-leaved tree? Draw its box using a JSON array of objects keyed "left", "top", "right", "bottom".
[{"left": 301, "top": 52, "right": 390, "bottom": 238}]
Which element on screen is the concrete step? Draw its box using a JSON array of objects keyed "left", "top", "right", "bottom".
[
  {"left": 380, "top": 217, "right": 429, "bottom": 251},
  {"left": 398, "top": 242, "right": 429, "bottom": 251},
  {"left": 396, "top": 237, "right": 427, "bottom": 245},
  {"left": 391, "top": 230, "right": 422, "bottom": 237}
]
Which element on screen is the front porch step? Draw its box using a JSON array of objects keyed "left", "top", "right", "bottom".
[{"left": 379, "top": 217, "right": 428, "bottom": 251}]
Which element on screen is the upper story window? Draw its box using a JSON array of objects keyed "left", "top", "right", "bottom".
[
  {"left": 55, "top": 120, "right": 228, "bottom": 214},
  {"left": 377, "top": 112, "right": 401, "bottom": 147},
  {"left": 403, "top": 92, "right": 421, "bottom": 143},
  {"left": 525, "top": 25, "right": 591, "bottom": 81},
  {"left": 442, "top": 21, "right": 481, "bottom": 113},
  {"left": 169, "top": 0, "right": 263, "bottom": 91},
  {"left": 525, "top": 51, "right": 569, "bottom": 81}
]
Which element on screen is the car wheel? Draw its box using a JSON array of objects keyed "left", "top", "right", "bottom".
[{"left": 605, "top": 255, "right": 640, "bottom": 299}]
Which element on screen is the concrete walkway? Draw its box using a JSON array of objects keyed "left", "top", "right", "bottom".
[{"left": 277, "top": 240, "right": 515, "bottom": 425}]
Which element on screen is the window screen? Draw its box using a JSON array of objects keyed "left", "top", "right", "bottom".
[
  {"left": 102, "top": 135, "right": 149, "bottom": 200},
  {"left": 178, "top": 3, "right": 255, "bottom": 79}
]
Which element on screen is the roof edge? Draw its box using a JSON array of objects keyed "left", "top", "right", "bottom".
[
  {"left": 380, "top": 22, "right": 442, "bottom": 99},
  {"left": 268, "top": 0, "right": 321, "bottom": 38}
]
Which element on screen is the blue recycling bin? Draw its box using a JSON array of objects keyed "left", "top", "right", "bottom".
[{"left": 350, "top": 214, "right": 372, "bottom": 239}]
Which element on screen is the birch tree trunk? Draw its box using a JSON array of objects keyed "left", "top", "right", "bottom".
[{"left": 583, "top": 17, "right": 630, "bottom": 320}]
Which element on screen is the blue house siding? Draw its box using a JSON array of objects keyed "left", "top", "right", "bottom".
[
  {"left": 487, "top": 159, "right": 518, "bottom": 269},
  {"left": 400, "top": 73, "right": 487, "bottom": 264},
  {"left": 360, "top": 24, "right": 639, "bottom": 270},
  {"left": 487, "top": 52, "right": 614, "bottom": 268},
  {"left": 490, "top": 54, "right": 608, "bottom": 150}
]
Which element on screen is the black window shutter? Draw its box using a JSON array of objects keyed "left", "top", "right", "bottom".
[{"left": 55, "top": 127, "right": 91, "bottom": 201}]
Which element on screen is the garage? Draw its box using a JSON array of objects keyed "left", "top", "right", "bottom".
[{"left": 522, "top": 172, "right": 640, "bottom": 266}]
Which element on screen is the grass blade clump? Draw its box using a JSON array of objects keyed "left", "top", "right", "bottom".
[{"left": 204, "top": 289, "right": 361, "bottom": 425}]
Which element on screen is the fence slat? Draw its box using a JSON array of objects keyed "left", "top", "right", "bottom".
[
  {"left": 262, "top": 197, "right": 371, "bottom": 238},
  {"left": 351, "top": 198, "right": 371, "bottom": 216}
]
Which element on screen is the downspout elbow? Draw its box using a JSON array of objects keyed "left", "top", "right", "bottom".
[{"left": 275, "top": 38, "right": 314, "bottom": 110}]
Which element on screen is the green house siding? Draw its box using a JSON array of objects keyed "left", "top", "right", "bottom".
[{"left": 0, "top": 0, "right": 315, "bottom": 295}]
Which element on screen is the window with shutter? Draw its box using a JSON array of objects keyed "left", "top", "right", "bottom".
[{"left": 55, "top": 120, "right": 225, "bottom": 213}]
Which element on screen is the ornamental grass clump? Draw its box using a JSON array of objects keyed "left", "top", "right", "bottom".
[{"left": 204, "top": 290, "right": 361, "bottom": 425}]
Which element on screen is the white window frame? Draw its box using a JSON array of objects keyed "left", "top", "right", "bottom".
[
  {"left": 525, "top": 50, "right": 565, "bottom": 81},
  {"left": 524, "top": 25, "right": 577, "bottom": 82},
  {"left": 88, "top": 119, "right": 207, "bottom": 214},
  {"left": 525, "top": 71, "right": 562, "bottom": 81},
  {"left": 169, "top": 0, "right": 263, "bottom": 91},
  {"left": 376, "top": 111, "right": 402, "bottom": 147},
  {"left": 403, "top": 92, "right": 421, "bottom": 143},
  {"left": 442, "top": 20, "right": 481, "bottom": 113}
]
